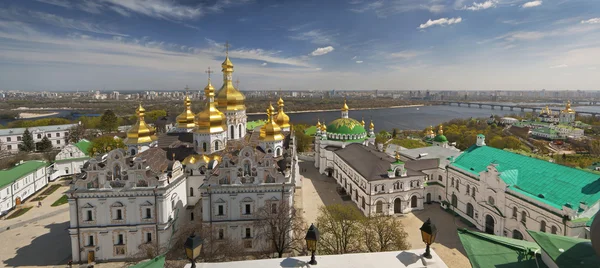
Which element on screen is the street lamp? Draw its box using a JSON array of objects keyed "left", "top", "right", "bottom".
[
  {"left": 305, "top": 223, "right": 320, "bottom": 265},
  {"left": 420, "top": 218, "right": 437, "bottom": 259},
  {"left": 184, "top": 233, "right": 203, "bottom": 268}
]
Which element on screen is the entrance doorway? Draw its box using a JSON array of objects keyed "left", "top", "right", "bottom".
[
  {"left": 426, "top": 193, "right": 431, "bottom": 203},
  {"left": 512, "top": 230, "right": 524, "bottom": 240},
  {"left": 15, "top": 197, "right": 21, "bottom": 206},
  {"left": 411, "top": 196, "right": 417, "bottom": 208},
  {"left": 394, "top": 198, "right": 402, "bottom": 213},
  {"left": 485, "top": 215, "right": 495, "bottom": 234},
  {"left": 87, "top": 251, "right": 95, "bottom": 263},
  {"left": 327, "top": 169, "right": 332, "bottom": 177}
]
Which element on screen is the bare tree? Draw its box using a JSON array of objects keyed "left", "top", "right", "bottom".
[
  {"left": 361, "top": 215, "right": 410, "bottom": 252},
  {"left": 315, "top": 204, "right": 364, "bottom": 255},
  {"left": 254, "top": 200, "right": 306, "bottom": 258}
]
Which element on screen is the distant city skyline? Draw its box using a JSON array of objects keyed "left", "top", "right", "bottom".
[{"left": 0, "top": 0, "right": 599, "bottom": 91}]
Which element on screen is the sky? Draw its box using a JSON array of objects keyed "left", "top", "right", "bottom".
[{"left": 0, "top": 0, "right": 599, "bottom": 92}]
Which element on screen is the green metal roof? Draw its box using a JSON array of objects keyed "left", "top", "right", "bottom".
[
  {"left": 527, "top": 230, "right": 600, "bottom": 268},
  {"left": 53, "top": 156, "right": 91, "bottom": 164},
  {"left": 451, "top": 145, "right": 600, "bottom": 210},
  {"left": 532, "top": 127, "right": 558, "bottom": 135},
  {"left": 458, "top": 229, "right": 545, "bottom": 268},
  {"left": 129, "top": 255, "right": 165, "bottom": 268},
  {"left": 0, "top": 161, "right": 48, "bottom": 188},
  {"left": 73, "top": 139, "right": 91, "bottom": 156},
  {"left": 304, "top": 125, "right": 317, "bottom": 136},
  {"left": 326, "top": 118, "right": 366, "bottom": 136},
  {"left": 434, "top": 134, "right": 448, "bottom": 142}
]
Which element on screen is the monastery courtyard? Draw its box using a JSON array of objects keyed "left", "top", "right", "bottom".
[{"left": 297, "top": 160, "right": 472, "bottom": 268}]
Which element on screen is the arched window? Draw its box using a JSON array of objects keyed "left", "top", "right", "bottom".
[
  {"left": 375, "top": 201, "right": 383, "bottom": 213},
  {"left": 488, "top": 196, "right": 495, "bottom": 206},
  {"left": 276, "top": 147, "right": 281, "bottom": 157},
  {"left": 466, "top": 203, "right": 474, "bottom": 218},
  {"left": 456, "top": 180, "right": 460, "bottom": 191},
  {"left": 451, "top": 177, "right": 454, "bottom": 187},
  {"left": 540, "top": 220, "right": 546, "bottom": 232},
  {"left": 215, "top": 141, "right": 219, "bottom": 151},
  {"left": 130, "top": 149, "right": 136, "bottom": 156},
  {"left": 551, "top": 226, "right": 558, "bottom": 234},
  {"left": 512, "top": 207, "right": 518, "bottom": 218},
  {"left": 512, "top": 230, "right": 524, "bottom": 240},
  {"left": 362, "top": 196, "right": 365, "bottom": 209},
  {"left": 202, "top": 142, "right": 207, "bottom": 152},
  {"left": 438, "top": 175, "right": 443, "bottom": 181},
  {"left": 239, "top": 125, "right": 242, "bottom": 137},
  {"left": 451, "top": 194, "right": 457, "bottom": 208},
  {"left": 472, "top": 188, "right": 476, "bottom": 198},
  {"left": 466, "top": 185, "right": 470, "bottom": 194},
  {"left": 230, "top": 125, "right": 234, "bottom": 139},
  {"left": 113, "top": 164, "right": 121, "bottom": 180},
  {"left": 189, "top": 187, "right": 194, "bottom": 197},
  {"left": 411, "top": 195, "right": 417, "bottom": 208},
  {"left": 521, "top": 211, "right": 527, "bottom": 223}
]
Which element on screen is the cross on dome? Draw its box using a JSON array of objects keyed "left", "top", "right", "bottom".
[{"left": 205, "top": 67, "right": 214, "bottom": 79}]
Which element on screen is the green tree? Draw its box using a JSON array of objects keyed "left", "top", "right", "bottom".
[
  {"left": 145, "top": 110, "right": 167, "bottom": 122},
  {"left": 316, "top": 204, "right": 364, "bottom": 255},
  {"left": 391, "top": 128, "right": 399, "bottom": 138},
  {"left": 18, "top": 128, "right": 35, "bottom": 152},
  {"left": 79, "top": 116, "right": 101, "bottom": 129},
  {"left": 503, "top": 136, "right": 521, "bottom": 150},
  {"left": 37, "top": 136, "right": 53, "bottom": 152},
  {"left": 293, "top": 124, "right": 313, "bottom": 152},
  {"left": 488, "top": 136, "right": 505, "bottom": 149},
  {"left": 89, "top": 136, "right": 126, "bottom": 156},
  {"left": 66, "top": 124, "right": 86, "bottom": 143},
  {"left": 99, "top": 110, "right": 119, "bottom": 133},
  {"left": 361, "top": 215, "right": 410, "bottom": 252}
]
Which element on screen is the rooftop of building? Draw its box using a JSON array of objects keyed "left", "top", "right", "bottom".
[
  {"left": 528, "top": 230, "right": 600, "bottom": 267},
  {"left": 450, "top": 144, "right": 600, "bottom": 210},
  {"left": 0, "top": 160, "right": 48, "bottom": 188},
  {"left": 181, "top": 249, "right": 447, "bottom": 268},
  {"left": 399, "top": 146, "right": 461, "bottom": 169},
  {"left": 334, "top": 143, "right": 438, "bottom": 181},
  {"left": 73, "top": 139, "right": 91, "bottom": 156},
  {"left": 0, "top": 123, "right": 77, "bottom": 136}
]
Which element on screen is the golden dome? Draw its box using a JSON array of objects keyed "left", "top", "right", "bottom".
[
  {"left": 259, "top": 103, "right": 284, "bottom": 142},
  {"left": 438, "top": 124, "right": 444, "bottom": 135},
  {"left": 369, "top": 119, "right": 374, "bottom": 129},
  {"left": 216, "top": 56, "right": 246, "bottom": 111},
  {"left": 275, "top": 97, "right": 291, "bottom": 129},
  {"left": 196, "top": 79, "right": 227, "bottom": 134},
  {"left": 562, "top": 100, "right": 575, "bottom": 114},
  {"left": 316, "top": 119, "right": 322, "bottom": 128},
  {"left": 361, "top": 117, "right": 365, "bottom": 127},
  {"left": 125, "top": 104, "right": 158, "bottom": 145},
  {"left": 342, "top": 99, "right": 349, "bottom": 111},
  {"left": 428, "top": 125, "right": 434, "bottom": 135},
  {"left": 182, "top": 154, "right": 222, "bottom": 166},
  {"left": 176, "top": 95, "right": 195, "bottom": 129},
  {"left": 321, "top": 124, "right": 327, "bottom": 132}
]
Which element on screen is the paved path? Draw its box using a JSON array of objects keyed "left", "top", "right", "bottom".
[{"left": 0, "top": 183, "right": 70, "bottom": 231}]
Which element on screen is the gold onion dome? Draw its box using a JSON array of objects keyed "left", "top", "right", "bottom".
[
  {"left": 176, "top": 94, "right": 195, "bottom": 128},
  {"left": 216, "top": 56, "right": 246, "bottom": 111},
  {"left": 369, "top": 120, "right": 374, "bottom": 129},
  {"left": 125, "top": 104, "right": 158, "bottom": 145},
  {"left": 196, "top": 79, "right": 227, "bottom": 134},
  {"left": 342, "top": 99, "right": 349, "bottom": 111},
  {"left": 562, "top": 100, "right": 575, "bottom": 114},
  {"left": 259, "top": 103, "right": 284, "bottom": 141},
  {"left": 182, "top": 154, "right": 210, "bottom": 165},
  {"left": 316, "top": 119, "right": 322, "bottom": 128},
  {"left": 361, "top": 117, "right": 365, "bottom": 127},
  {"left": 275, "top": 97, "right": 290, "bottom": 129}
]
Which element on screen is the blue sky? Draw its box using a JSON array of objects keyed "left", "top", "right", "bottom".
[{"left": 0, "top": 0, "right": 599, "bottom": 91}]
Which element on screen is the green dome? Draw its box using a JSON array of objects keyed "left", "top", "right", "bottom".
[
  {"left": 326, "top": 118, "right": 367, "bottom": 135},
  {"left": 434, "top": 134, "right": 448, "bottom": 142}
]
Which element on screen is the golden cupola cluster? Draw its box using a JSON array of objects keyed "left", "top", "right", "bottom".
[
  {"left": 259, "top": 103, "right": 285, "bottom": 141},
  {"left": 125, "top": 104, "right": 158, "bottom": 145},
  {"left": 176, "top": 93, "right": 196, "bottom": 129},
  {"left": 196, "top": 78, "right": 227, "bottom": 134},
  {"left": 562, "top": 100, "right": 575, "bottom": 114},
  {"left": 216, "top": 55, "right": 246, "bottom": 111},
  {"left": 275, "top": 97, "right": 290, "bottom": 129}
]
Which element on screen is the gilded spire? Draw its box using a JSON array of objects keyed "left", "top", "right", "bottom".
[
  {"left": 316, "top": 118, "right": 321, "bottom": 128},
  {"left": 176, "top": 85, "right": 195, "bottom": 129},
  {"left": 275, "top": 95, "right": 290, "bottom": 129},
  {"left": 369, "top": 119, "right": 374, "bottom": 130},
  {"left": 438, "top": 124, "right": 443, "bottom": 135},
  {"left": 196, "top": 67, "right": 227, "bottom": 134},
  {"left": 342, "top": 98, "right": 349, "bottom": 111},
  {"left": 216, "top": 42, "right": 245, "bottom": 111},
  {"left": 125, "top": 103, "right": 158, "bottom": 145},
  {"left": 259, "top": 102, "right": 284, "bottom": 141},
  {"left": 395, "top": 151, "right": 400, "bottom": 161},
  {"left": 361, "top": 117, "right": 365, "bottom": 127}
]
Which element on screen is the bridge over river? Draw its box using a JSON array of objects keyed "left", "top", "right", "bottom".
[{"left": 436, "top": 101, "right": 600, "bottom": 116}]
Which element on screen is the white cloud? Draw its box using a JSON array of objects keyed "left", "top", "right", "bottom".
[
  {"left": 356, "top": 60, "right": 363, "bottom": 63},
  {"left": 261, "top": 62, "right": 267, "bottom": 66},
  {"left": 418, "top": 17, "right": 462, "bottom": 29},
  {"left": 352, "top": 56, "right": 357, "bottom": 60},
  {"left": 36, "top": 0, "right": 71, "bottom": 8},
  {"left": 311, "top": 46, "right": 334, "bottom": 56},
  {"left": 581, "top": 18, "right": 600, "bottom": 24},
  {"left": 462, "top": 1, "right": 497, "bottom": 11},
  {"left": 522, "top": 1, "right": 542, "bottom": 8},
  {"left": 290, "top": 29, "right": 336, "bottom": 45},
  {"left": 101, "top": 0, "right": 203, "bottom": 20},
  {"left": 349, "top": 0, "right": 445, "bottom": 17},
  {"left": 390, "top": 50, "right": 429, "bottom": 59},
  {"left": 550, "top": 64, "right": 568, "bottom": 68}
]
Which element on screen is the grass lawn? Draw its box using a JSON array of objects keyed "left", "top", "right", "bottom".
[
  {"left": 30, "top": 184, "right": 63, "bottom": 202},
  {"left": 6, "top": 207, "right": 33, "bottom": 219},
  {"left": 59, "top": 176, "right": 73, "bottom": 181},
  {"left": 51, "top": 195, "right": 69, "bottom": 207}
]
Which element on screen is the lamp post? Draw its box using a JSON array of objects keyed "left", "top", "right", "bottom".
[
  {"left": 305, "top": 223, "right": 320, "bottom": 265},
  {"left": 420, "top": 218, "right": 437, "bottom": 259},
  {"left": 184, "top": 233, "right": 203, "bottom": 268}
]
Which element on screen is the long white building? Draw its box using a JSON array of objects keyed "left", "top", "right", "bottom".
[
  {"left": 0, "top": 123, "right": 77, "bottom": 152},
  {"left": 0, "top": 160, "right": 49, "bottom": 216}
]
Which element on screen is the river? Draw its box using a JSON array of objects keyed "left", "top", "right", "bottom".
[{"left": 248, "top": 105, "right": 518, "bottom": 131}]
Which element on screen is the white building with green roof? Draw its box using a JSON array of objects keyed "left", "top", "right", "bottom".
[
  {"left": 314, "top": 101, "right": 375, "bottom": 175},
  {"left": 445, "top": 134, "right": 600, "bottom": 241},
  {"left": 0, "top": 123, "right": 78, "bottom": 153},
  {"left": 0, "top": 160, "right": 49, "bottom": 215},
  {"left": 50, "top": 139, "right": 91, "bottom": 181}
]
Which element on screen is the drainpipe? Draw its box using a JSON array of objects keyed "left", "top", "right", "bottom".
[
  {"left": 208, "top": 186, "right": 212, "bottom": 227},
  {"left": 153, "top": 186, "right": 159, "bottom": 255},
  {"left": 70, "top": 192, "right": 81, "bottom": 264}
]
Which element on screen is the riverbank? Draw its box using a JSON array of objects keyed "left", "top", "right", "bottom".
[
  {"left": 246, "top": 104, "right": 424, "bottom": 115},
  {"left": 18, "top": 112, "right": 59, "bottom": 119}
]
